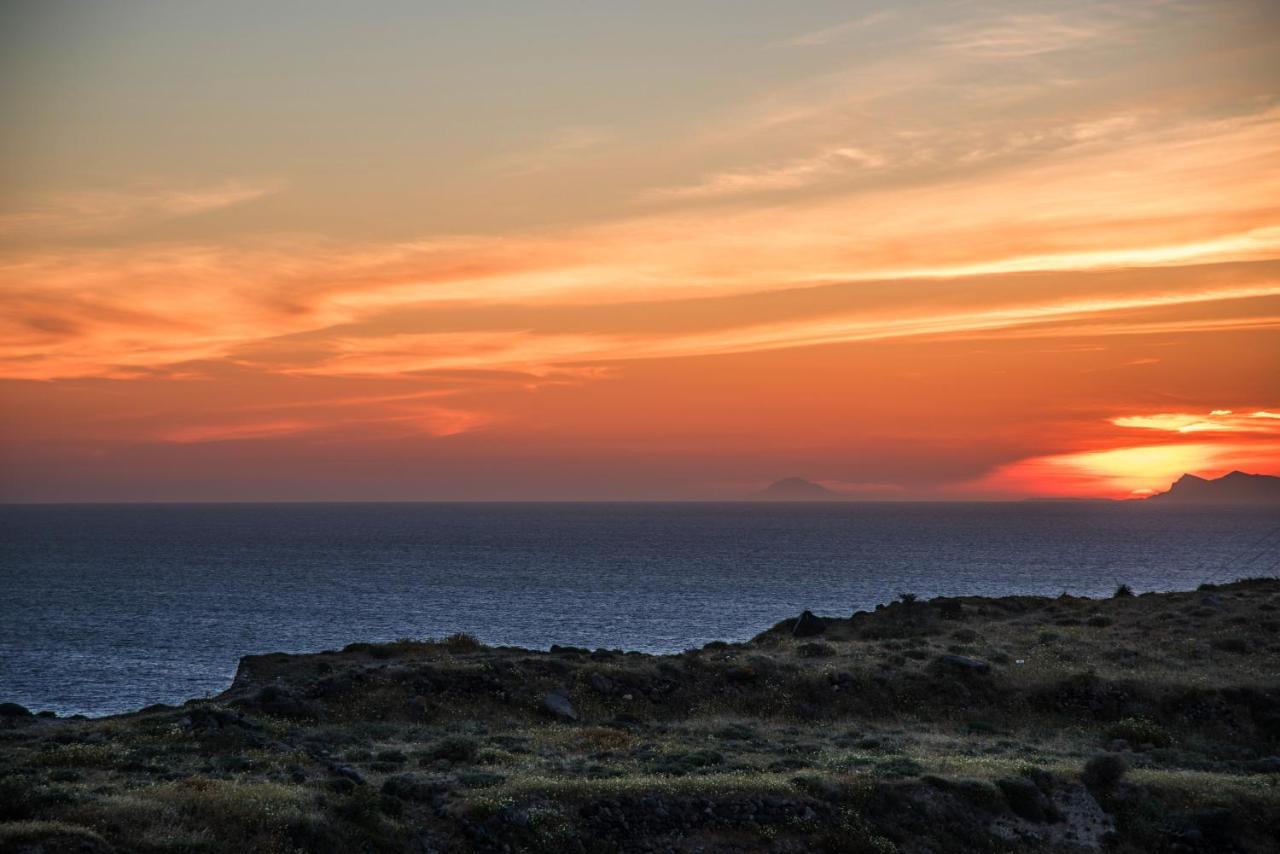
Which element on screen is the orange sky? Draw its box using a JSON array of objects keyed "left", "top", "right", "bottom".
[{"left": 1, "top": 1, "right": 1278, "bottom": 500}]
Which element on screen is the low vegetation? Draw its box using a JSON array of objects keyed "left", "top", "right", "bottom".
[{"left": 2, "top": 579, "right": 1279, "bottom": 852}]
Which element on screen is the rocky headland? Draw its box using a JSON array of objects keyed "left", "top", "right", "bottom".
[{"left": 3, "top": 579, "right": 1279, "bottom": 853}]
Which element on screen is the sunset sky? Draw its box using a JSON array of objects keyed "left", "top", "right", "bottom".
[{"left": 2, "top": 0, "right": 1278, "bottom": 501}]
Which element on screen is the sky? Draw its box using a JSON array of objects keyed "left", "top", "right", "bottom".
[{"left": 1, "top": 0, "right": 1278, "bottom": 501}]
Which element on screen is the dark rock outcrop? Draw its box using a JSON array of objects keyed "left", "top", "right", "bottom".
[{"left": 792, "top": 610, "right": 826, "bottom": 637}]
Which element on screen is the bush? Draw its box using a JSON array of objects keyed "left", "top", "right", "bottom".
[
  {"left": 1082, "top": 753, "right": 1127, "bottom": 790},
  {"left": 934, "top": 599, "right": 964, "bottom": 619},
  {"left": 796, "top": 642, "right": 836, "bottom": 658},
  {"left": 1107, "top": 716, "right": 1173, "bottom": 748},
  {"left": 420, "top": 735, "right": 479, "bottom": 763},
  {"left": 1114, "top": 584, "right": 1135, "bottom": 598},
  {"left": 443, "top": 632, "right": 483, "bottom": 652}
]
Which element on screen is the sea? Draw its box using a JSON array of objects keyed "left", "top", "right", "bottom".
[{"left": 1, "top": 501, "right": 1276, "bottom": 718}]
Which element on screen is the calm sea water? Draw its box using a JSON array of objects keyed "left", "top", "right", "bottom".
[{"left": 1, "top": 502, "right": 1276, "bottom": 718}]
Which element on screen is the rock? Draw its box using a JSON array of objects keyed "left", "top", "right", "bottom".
[
  {"left": 542, "top": 691, "right": 578, "bottom": 722},
  {"left": 996, "top": 776, "right": 1057, "bottom": 823},
  {"left": 330, "top": 764, "right": 366, "bottom": 785},
  {"left": 180, "top": 706, "right": 258, "bottom": 733},
  {"left": 936, "top": 654, "right": 991, "bottom": 674},
  {"left": 792, "top": 610, "right": 826, "bottom": 637},
  {"left": 382, "top": 772, "right": 452, "bottom": 802},
  {"left": 250, "top": 685, "right": 315, "bottom": 720}
]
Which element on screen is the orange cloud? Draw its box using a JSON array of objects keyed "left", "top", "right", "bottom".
[{"left": 1112, "top": 410, "right": 1280, "bottom": 434}]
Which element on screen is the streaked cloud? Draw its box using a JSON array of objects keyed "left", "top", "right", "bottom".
[
  {"left": 0, "top": 181, "right": 280, "bottom": 239},
  {"left": 1113, "top": 410, "right": 1280, "bottom": 434},
  {"left": 642, "top": 146, "right": 886, "bottom": 200},
  {"left": 778, "top": 11, "right": 895, "bottom": 48}
]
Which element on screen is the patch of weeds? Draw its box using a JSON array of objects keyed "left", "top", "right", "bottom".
[
  {"left": 457, "top": 770, "right": 505, "bottom": 788},
  {"left": 443, "top": 632, "right": 484, "bottom": 652},
  {"left": 873, "top": 757, "right": 924, "bottom": 778},
  {"left": 33, "top": 743, "right": 116, "bottom": 768},
  {"left": 797, "top": 642, "right": 836, "bottom": 658},
  {"left": 420, "top": 735, "right": 479, "bottom": 764},
  {"left": 714, "top": 723, "right": 757, "bottom": 741},
  {"left": 1106, "top": 717, "right": 1173, "bottom": 749}
]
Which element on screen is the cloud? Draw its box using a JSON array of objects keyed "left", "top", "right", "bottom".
[
  {"left": 778, "top": 11, "right": 895, "bottom": 48},
  {"left": 157, "top": 405, "right": 489, "bottom": 444},
  {"left": 0, "top": 180, "right": 279, "bottom": 239},
  {"left": 490, "top": 125, "right": 616, "bottom": 176},
  {"left": 642, "top": 146, "right": 887, "bottom": 200},
  {"left": 933, "top": 12, "right": 1120, "bottom": 58},
  {"left": 1112, "top": 410, "right": 1280, "bottom": 434},
  {"left": 2, "top": 103, "right": 1277, "bottom": 384}
]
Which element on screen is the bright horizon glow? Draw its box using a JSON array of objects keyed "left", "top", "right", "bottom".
[{"left": 1, "top": 0, "right": 1278, "bottom": 501}]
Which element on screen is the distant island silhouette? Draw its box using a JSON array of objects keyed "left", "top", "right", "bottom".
[
  {"left": 754, "top": 477, "right": 841, "bottom": 500},
  {"left": 1146, "top": 470, "right": 1280, "bottom": 504}
]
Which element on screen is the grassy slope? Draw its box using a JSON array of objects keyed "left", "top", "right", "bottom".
[{"left": 2, "top": 579, "right": 1278, "bottom": 853}]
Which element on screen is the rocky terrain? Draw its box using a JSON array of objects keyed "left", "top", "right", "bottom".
[{"left": 3, "top": 579, "right": 1279, "bottom": 853}]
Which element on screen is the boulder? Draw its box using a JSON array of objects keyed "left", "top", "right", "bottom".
[
  {"left": 542, "top": 691, "right": 579, "bottom": 722},
  {"left": 381, "top": 772, "right": 452, "bottom": 802},
  {"left": 936, "top": 654, "right": 991, "bottom": 674},
  {"left": 996, "top": 776, "right": 1058, "bottom": 823},
  {"left": 792, "top": 610, "right": 826, "bottom": 638}
]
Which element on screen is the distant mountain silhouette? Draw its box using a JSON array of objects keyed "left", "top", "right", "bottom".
[
  {"left": 1146, "top": 471, "right": 1280, "bottom": 504},
  {"left": 755, "top": 477, "right": 840, "bottom": 501}
]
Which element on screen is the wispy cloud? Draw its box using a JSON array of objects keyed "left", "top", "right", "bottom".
[
  {"left": 0, "top": 180, "right": 279, "bottom": 239},
  {"left": 933, "top": 13, "right": 1117, "bottom": 58},
  {"left": 1112, "top": 410, "right": 1280, "bottom": 434},
  {"left": 778, "top": 11, "right": 895, "bottom": 48},
  {"left": 642, "top": 146, "right": 886, "bottom": 200},
  {"left": 491, "top": 125, "right": 615, "bottom": 176}
]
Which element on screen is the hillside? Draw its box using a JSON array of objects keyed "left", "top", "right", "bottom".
[
  {"left": 1147, "top": 471, "right": 1280, "bottom": 504},
  {"left": 3, "top": 580, "right": 1280, "bottom": 853},
  {"left": 755, "top": 478, "right": 841, "bottom": 500}
]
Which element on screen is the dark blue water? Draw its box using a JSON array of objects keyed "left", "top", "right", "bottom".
[{"left": 1, "top": 502, "right": 1276, "bottom": 717}]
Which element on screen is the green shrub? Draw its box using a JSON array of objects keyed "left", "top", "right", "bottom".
[
  {"left": 1106, "top": 717, "right": 1173, "bottom": 748},
  {"left": 420, "top": 735, "right": 479, "bottom": 763},
  {"left": 797, "top": 642, "right": 836, "bottom": 658}
]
